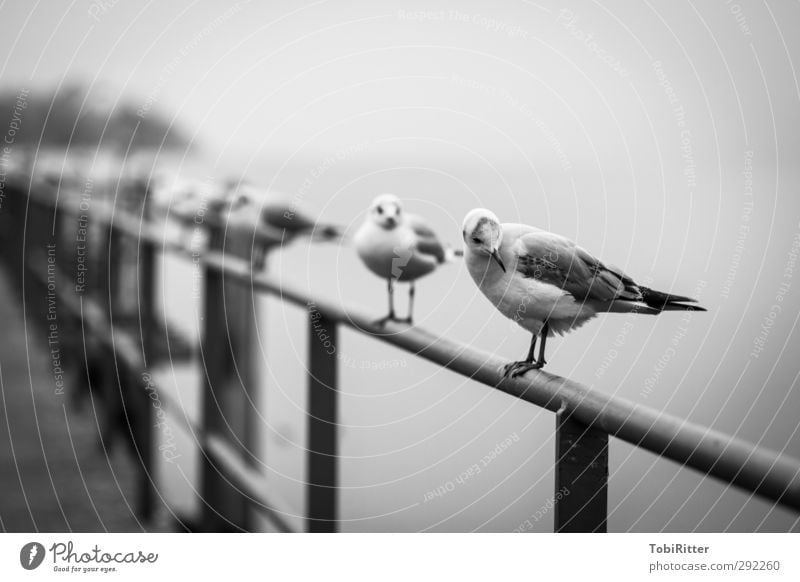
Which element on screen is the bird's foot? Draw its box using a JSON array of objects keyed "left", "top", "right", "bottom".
[
  {"left": 398, "top": 316, "right": 413, "bottom": 325},
  {"left": 374, "top": 314, "right": 401, "bottom": 327},
  {"left": 501, "top": 360, "right": 545, "bottom": 379}
]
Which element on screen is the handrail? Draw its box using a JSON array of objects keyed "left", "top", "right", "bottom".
[{"left": 9, "top": 176, "right": 800, "bottom": 531}]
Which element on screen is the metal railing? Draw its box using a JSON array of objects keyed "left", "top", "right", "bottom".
[{"left": 3, "top": 174, "right": 799, "bottom": 533}]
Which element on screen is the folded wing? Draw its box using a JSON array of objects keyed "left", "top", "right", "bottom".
[
  {"left": 407, "top": 213, "right": 446, "bottom": 263},
  {"left": 514, "top": 230, "right": 641, "bottom": 302}
]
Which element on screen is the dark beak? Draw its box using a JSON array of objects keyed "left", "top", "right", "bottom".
[{"left": 490, "top": 249, "right": 506, "bottom": 272}]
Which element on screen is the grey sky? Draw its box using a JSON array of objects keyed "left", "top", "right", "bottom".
[{"left": 2, "top": 1, "right": 797, "bottom": 166}]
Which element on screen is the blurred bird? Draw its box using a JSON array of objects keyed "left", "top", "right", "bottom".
[
  {"left": 221, "top": 182, "right": 344, "bottom": 269},
  {"left": 150, "top": 176, "right": 230, "bottom": 252},
  {"left": 355, "top": 194, "right": 460, "bottom": 325},
  {"left": 154, "top": 177, "right": 344, "bottom": 268},
  {"left": 160, "top": 177, "right": 229, "bottom": 218},
  {"left": 462, "top": 208, "right": 706, "bottom": 377}
]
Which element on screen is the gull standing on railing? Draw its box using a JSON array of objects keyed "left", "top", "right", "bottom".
[
  {"left": 461, "top": 208, "right": 706, "bottom": 377},
  {"left": 156, "top": 177, "right": 344, "bottom": 268},
  {"left": 221, "top": 182, "right": 344, "bottom": 269},
  {"left": 355, "top": 194, "right": 461, "bottom": 325},
  {"left": 150, "top": 175, "right": 229, "bottom": 252},
  {"left": 152, "top": 175, "right": 229, "bottom": 230}
]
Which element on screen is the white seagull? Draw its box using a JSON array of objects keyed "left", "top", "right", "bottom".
[
  {"left": 186, "top": 181, "right": 343, "bottom": 270},
  {"left": 152, "top": 175, "right": 240, "bottom": 231},
  {"left": 355, "top": 194, "right": 459, "bottom": 325},
  {"left": 217, "top": 182, "right": 344, "bottom": 269},
  {"left": 153, "top": 178, "right": 344, "bottom": 268},
  {"left": 462, "top": 208, "right": 706, "bottom": 377},
  {"left": 151, "top": 175, "right": 230, "bottom": 249}
]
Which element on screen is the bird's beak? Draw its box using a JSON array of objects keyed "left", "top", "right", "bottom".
[{"left": 490, "top": 249, "right": 506, "bottom": 272}]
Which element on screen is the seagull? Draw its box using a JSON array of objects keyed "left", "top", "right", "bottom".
[
  {"left": 157, "top": 178, "right": 344, "bottom": 268},
  {"left": 151, "top": 174, "right": 231, "bottom": 225},
  {"left": 221, "top": 182, "right": 344, "bottom": 269},
  {"left": 462, "top": 208, "right": 706, "bottom": 377},
  {"left": 150, "top": 176, "right": 231, "bottom": 252},
  {"left": 354, "top": 194, "right": 460, "bottom": 325}
]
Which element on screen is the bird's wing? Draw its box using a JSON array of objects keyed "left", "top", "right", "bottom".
[
  {"left": 223, "top": 185, "right": 307, "bottom": 231},
  {"left": 261, "top": 204, "right": 317, "bottom": 233},
  {"left": 407, "top": 213, "right": 446, "bottom": 263},
  {"left": 259, "top": 199, "right": 343, "bottom": 241},
  {"left": 514, "top": 230, "right": 641, "bottom": 302}
]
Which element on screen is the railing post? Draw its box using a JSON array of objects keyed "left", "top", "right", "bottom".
[
  {"left": 306, "top": 309, "right": 338, "bottom": 532},
  {"left": 138, "top": 189, "right": 157, "bottom": 362},
  {"left": 133, "top": 183, "right": 157, "bottom": 520},
  {"left": 97, "top": 214, "right": 117, "bottom": 314},
  {"left": 97, "top": 192, "right": 153, "bottom": 522},
  {"left": 25, "top": 194, "right": 56, "bottom": 339},
  {"left": 53, "top": 194, "right": 81, "bottom": 409},
  {"left": 200, "top": 225, "right": 259, "bottom": 531},
  {"left": 554, "top": 409, "right": 609, "bottom": 532},
  {"left": 0, "top": 183, "right": 24, "bottom": 280},
  {"left": 94, "top": 211, "right": 118, "bottom": 450}
]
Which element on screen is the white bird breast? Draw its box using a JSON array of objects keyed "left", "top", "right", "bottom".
[
  {"left": 467, "top": 253, "right": 597, "bottom": 336},
  {"left": 355, "top": 221, "right": 437, "bottom": 282}
]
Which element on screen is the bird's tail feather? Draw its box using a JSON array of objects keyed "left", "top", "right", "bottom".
[
  {"left": 309, "top": 223, "right": 347, "bottom": 244},
  {"left": 598, "top": 301, "right": 661, "bottom": 315},
  {"left": 657, "top": 302, "right": 707, "bottom": 312},
  {"left": 640, "top": 286, "right": 707, "bottom": 312}
]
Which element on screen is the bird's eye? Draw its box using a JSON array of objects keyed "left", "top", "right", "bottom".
[
  {"left": 377, "top": 207, "right": 384, "bottom": 214},
  {"left": 472, "top": 237, "right": 481, "bottom": 244}
]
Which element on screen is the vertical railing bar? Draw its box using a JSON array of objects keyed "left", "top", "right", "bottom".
[
  {"left": 137, "top": 182, "right": 157, "bottom": 367},
  {"left": 200, "top": 224, "right": 258, "bottom": 531},
  {"left": 200, "top": 226, "right": 235, "bottom": 531},
  {"left": 134, "top": 183, "right": 157, "bottom": 520},
  {"left": 86, "top": 197, "right": 114, "bottom": 452},
  {"left": 29, "top": 196, "right": 54, "bottom": 341},
  {"left": 554, "top": 408, "right": 609, "bottom": 533},
  {"left": 306, "top": 309, "right": 339, "bottom": 532},
  {"left": 53, "top": 194, "right": 77, "bottom": 408},
  {"left": 93, "top": 186, "right": 153, "bottom": 520},
  {"left": 99, "top": 210, "right": 119, "bottom": 449},
  {"left": 105, "top": 193, "right": 136, "bottom": 513}
]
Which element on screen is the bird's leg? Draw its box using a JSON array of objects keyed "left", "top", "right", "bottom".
[
  {"left": 502, "top": 322, "right": 549, "bottom": 378},
  {"left": 251, "top": 245, "right": 267, "bottom": 271},
  {"left": 526, "top": 334, "right": 537, "bottom": 363},
  {"left": 375, "top": 278, "right": 397, "bottom": 326},
  {"left": 536, "top": 322, "right": 549, "bottom": 368},
  {"left": 389, "top": 278, "right": 395, "bottom": 319},
  {"left": 401, "top": 282, "right": 415, "bottom": 324}
]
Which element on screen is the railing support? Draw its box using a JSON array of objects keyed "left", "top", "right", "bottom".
[
  {"left": 200, "top": 226, "right": 259, "bottom": 531},
  {"left": 133, "top": 188, "right": 157, "bottom": 520},
  {"left": 306, "top": 310, "right": 338, "bottom": 532},
  {"left": 554, "top": 409, "right": 609, "bottom": 533},
  {"left": 24, "top": 196, "right": 54, "bottom": 337},
  {"left": 95, "top": 219, "right": 120, "bottom": 451}
]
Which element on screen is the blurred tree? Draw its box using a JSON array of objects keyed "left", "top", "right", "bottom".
[{"left": 0, "top": 82, "right": 189, "bottom": 152}]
